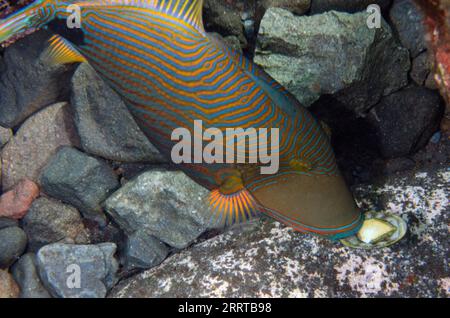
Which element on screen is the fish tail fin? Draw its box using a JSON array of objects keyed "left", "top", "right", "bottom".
[{"left": 208, "top": 188, "right": 261, "bottom": 228}]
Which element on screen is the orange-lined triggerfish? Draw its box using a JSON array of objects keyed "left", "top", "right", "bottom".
[{"left": 0, "top": 0, "right": 407, "bottom": 248}]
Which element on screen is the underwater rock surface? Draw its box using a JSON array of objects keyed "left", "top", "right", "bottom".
[
  {"left": 0, "top": 30, "right": 75, "bottom": 128},
  {"left": 255, "top": 8, "right": 410, "bottom": 110},
  {"left": 37, "top": 243, "right": 118, "bottom": 298},
  {"left": 1, "top": 102, "right": 80, "bottom": 191},
  {"left": 105, "top": 170, "right": 211, "bottom": 249},
  {"left": 111, "top": 168, "right": 449, "bottom": 298},
  {"left": 71, "top": 64, "right": 164, "bottom": 163}
]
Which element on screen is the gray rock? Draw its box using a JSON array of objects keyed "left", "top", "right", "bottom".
[
  {"left": 36, "top": 243, "right": 118, "bottom": 298},
  {"left": 1, "top": 102, "right": 80, "bottom": 191},
  {"left": 40, "top": 146, "right": 120, "bottom": 225},
  {"left": 368, "top": 86, "right": 444, "bottom": 158},
  {"left": 123, "top": 230, "right": 169, "bottom": 271},
  {"left": 0, "top": 126, "right": 12, "bottom": 148},
  {"left": 411, "top": 51, "right": 432, "bottom": 86},
  {"left": 203, "top": 0, "right": 247, "bottom": 47},
  {"left": 0, "top": 217, "right": 18, "bottom": 230},
  {"left": 22, "top": 197, "right": 91, "bottom": 252},
  {"left": 0, "top": 227, "right": 27, "bottom": 268},
  {"left": 0, "top": 30, "right": 76, "bottom": 128},
  {"left": 71, "top": 64, "right": 164, "bottom": 163},
  {"left": 310, "top": 0, "right": 392, "bottom": 14},
  {"left": 110, "top": 168, "right": 449, "bottom": 298},
  {"left": 390, "top": 0, "right": 426, "bottom": 58},
  {"left": 11, "top": 253, "right": 51, "bottom": 298},
  {"left": 260, "top": 0, "right": 311, "bottom": 15},
  {"left": 255, "top": 8, "right": 410, "bottom": 112},
  {"left": 105, "top": 170, "right": 210, "bottom": 249}
]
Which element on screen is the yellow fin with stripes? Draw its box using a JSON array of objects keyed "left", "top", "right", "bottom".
[
  {"left": 81, "top": 1, "right": 205, "bottom": 33},
  {"left": 42, "top": 35, "right": 86, "bottom": 66}
]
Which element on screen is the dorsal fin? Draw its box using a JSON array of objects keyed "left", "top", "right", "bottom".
[{"left": 78, "top": 0, "right": 205, "bottom": 33}]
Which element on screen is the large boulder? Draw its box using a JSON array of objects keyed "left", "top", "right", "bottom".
[
  {"left": 254, "top": 8, "right": 410, "bottom": 112},
  {"left": 390, "top": 0, "right": 427, "bottom": 58},
  {"left": 1, "top": 102, "right": 80, "bottom": 191},
  {"left": 110, "top": 168, "right": 449, "bottom": 298},
  {"left": 105, "top": 170, "right": 211, "bottom": 249},
  {"left": 40, "top": 147, "right": 120, "bottom": 225},
  {"left": 0, "top": 30, "right": 76, "bottom": 128},
  {"left": 36, "top": 243, "right": 118, "bottom": 298},
  {"left": 71, "top": 64, "right": 163, "bottom": 163},
  {"left": 368, "top": 86, "right": 444, "bottom": 158}
]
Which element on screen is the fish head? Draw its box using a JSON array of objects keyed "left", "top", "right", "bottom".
[
  {"left": 0, "top": 0, "right": 54, "bottom": 46},
  {"left": 249, "top": 171, "right": 362, "bottom": 239}
]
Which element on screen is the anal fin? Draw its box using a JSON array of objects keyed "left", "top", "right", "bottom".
[{"left": 42, "top": 34, "right": 86, "bottom": 66}]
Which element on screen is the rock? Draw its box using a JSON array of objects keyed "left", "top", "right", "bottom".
[
  {"left": 255, "top": 8, "right": 410, "bottom": 111},
  {"left": 0, "top": 227, "right": 27, "bottom": 268},
  {"left": 36, "top": 243, "right": 118, "bottom": 298},
  {"left": 368, "top": 86, "right": 444, "bottom": 158},
  {"left": 110, "top": 168, "right": 449, "bottom": 298},
  {"left": 203, "top": 0, "right": 247, "bottom": 47},
  {"left": 411, "top": 51, "right": 433, "bottom": 86},
  {"left": 105, "top": 170, "right": 210, "bottom": 249},
  {"left": 0, "top": 179, "right": 40, "bottom": 220},
  {"left": 310, "top": 0, "right": 392, "bottom": 14},
  {"left": 0, "top": 269, "right": 20, "bottom": 298},
  {"left": 0, "top": 126, "right": 12, "bottom": 148},
  {"left": 40, "top": 147, "right": 120, "bottom": 225},
  {"left": 1, "top": 102, "right": 80, "bottom": 191},
  {"left": 390, "top": 0, "right": 427, "bottom": 58},
  {"left": 22, "top": 197, "right": 90, "bottom": 252},
  {"left": 11, "top": 253, "right": 51, "bottom": 298},
  {"left": 122, "top": 230, "right": 169, "bottom": 271},
  {"left": 0, "top": 30, "right": 75, "bottom": 128},
  {"left": 260, "top": 0, "right": 311, "bottom": 15},
  {"left": 0, "top": 217, "right": 18, "bottom": 230},
  {"left": 223, "top": 35, "right": 244, "bottom": 52},
  {"left": 71, "top": 64, "right": 163, "bottom": 163}
]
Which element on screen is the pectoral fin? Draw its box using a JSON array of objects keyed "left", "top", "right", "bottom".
[{"left": 42, "top": 34, "right": 86, "bottom": 66}]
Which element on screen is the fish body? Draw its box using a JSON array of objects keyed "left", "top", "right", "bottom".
[{"left": 0, "top": 0, "right": 363, "bottom": 240}]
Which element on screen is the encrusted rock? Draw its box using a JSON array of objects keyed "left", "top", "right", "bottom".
[
  {"left": 36, "top": 243, "right": 118, "bottom": 298},
  {"left": 0, "top": 179, "right": 40, "bottom": 220},
  {"left": 368, "top": 86, "right": 444, "bottom": 158},
  {"left": 11, "top": 253, "right": 51, "bottom": 298},
  {"left": 255, "top": 8, "right": 410, "bottom": 111},
  {"left": 105, "top": 170, "right": 210, "bottom": 249},
  {"left": 40, "top": 147, "right": 120, "bottom": 225},
  {"left": 0, "top": 269, "right": 20, "bottom": 298},
  {"left": 71, "top": 64, "right": 163, "bottom": 163},
  {"left": 110, "top": 169, "right": 449, "bottom": 298},
  {"left": 411, "top": 51, "right": 433, "bottom": 87},
  {"left": 0, "top": 227, "right": 27, "bottom": 269},
  {"left": 0, "top": 30, "right": 75, "bottom": 128},
  {"left": 390, "top": 0, "right": 427, "bottom": 58},
  {"left": 1, "top": 102, "right": 80, "bottom": 190},
  {"left": 122, "top": 230, "right": 170, "bottom": 271},
  {"left": 22, "top": 197, "right": 90, "bottom": 252}
]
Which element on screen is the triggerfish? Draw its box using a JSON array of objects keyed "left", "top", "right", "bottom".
[{"left": 0, "top": 0, "right": 407, "bottom": 248}]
